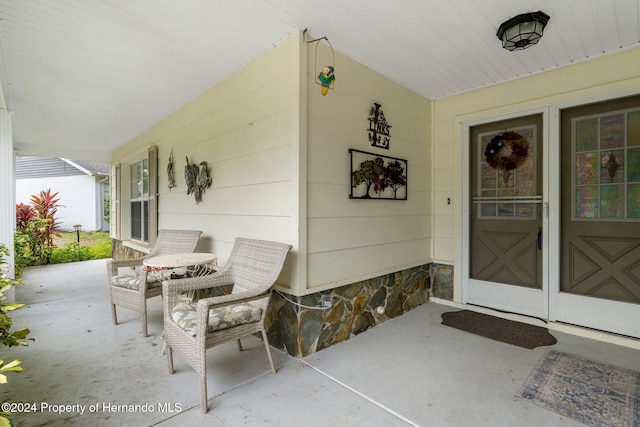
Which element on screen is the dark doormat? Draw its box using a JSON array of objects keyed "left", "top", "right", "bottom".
[{"left": 441, "top": 310, "right": 557, "bottom": 349}]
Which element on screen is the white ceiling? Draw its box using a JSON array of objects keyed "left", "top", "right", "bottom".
[{"left": 0, "top": 0, "right": 638, "bottom": 162}]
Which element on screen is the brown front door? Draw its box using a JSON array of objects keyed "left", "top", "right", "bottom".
[
  {"left": 467, "top": 113, "right": 547, "bottom": 318},
  {"left": 558, "top": 95, "right": 640, "bottom": 338}
]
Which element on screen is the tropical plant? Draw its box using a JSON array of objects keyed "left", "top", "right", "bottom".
[
  {"left": 29, "top": 189, "right": 64, "bottom": 249},
  {"left": 0, "top": 245, "right": 33, "bottom": 427},
  {"left": 15, "top": 189, "right": 64, "bottom": 266},
  {"left": 14, "top": 203, "right": 35, "bottom": 232}
]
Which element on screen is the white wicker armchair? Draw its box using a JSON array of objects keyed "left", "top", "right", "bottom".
[
  {"left": 162, "top": 237, "right": 292, "bottom": 413},
  {"left": 107, "top": 229, "right": 202, "bottom": 336}
]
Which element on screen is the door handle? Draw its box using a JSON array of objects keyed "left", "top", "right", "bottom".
[{"left": 537, "top": 227, "right": 542, "bottom": 250}]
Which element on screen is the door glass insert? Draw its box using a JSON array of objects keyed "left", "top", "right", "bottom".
[
  {"left": 478, "top": 126, "right": 537, "bottom": 219},
  {"left": 561, "top": 96, "right": 640, "bottom": 304},
  {"left": 573, "top": 108, "right": 640, "bottom": 220}
]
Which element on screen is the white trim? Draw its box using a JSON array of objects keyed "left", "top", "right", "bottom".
[
  {"left": 460, "top": 107, "right": 550, "bottom": 319},
  {"left": 549, "top": 87, "right": 640, "bottom": 335},
  {"left": 294, "top": 259, "right": 430, "bottom": 296},
  {"left": 60, "top": 158, "right": 92, "bottom": 175}
]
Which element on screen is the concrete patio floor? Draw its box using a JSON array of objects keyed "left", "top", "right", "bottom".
[{"left": 2, "top": 259, "right": 640, "bottom": 426}]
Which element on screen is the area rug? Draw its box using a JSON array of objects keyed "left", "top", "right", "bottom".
[
  {"left": 440, "top": 310, "right": 557, "bottom": 349},
  {"left": 518, "top": 350, "right": 640, "bottom": 427}
]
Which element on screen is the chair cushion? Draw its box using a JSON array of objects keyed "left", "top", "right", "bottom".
[
  {"left": 110, "top": 269, "right": 175, "bottom": 290},
  {"left": 171, "top": 302, "right": 262, "bottom": 336}
]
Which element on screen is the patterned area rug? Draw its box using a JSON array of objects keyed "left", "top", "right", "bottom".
[
  {"left": 518, "top": 350, "right": 640, "bottom": 427},
  {"left": 440, "top": 310, "right": 557, "bottom": 349}
]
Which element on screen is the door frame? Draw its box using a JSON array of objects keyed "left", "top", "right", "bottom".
[
  {"left": 461, "top": 107, "right": 551, "bottom": 320},
  {"left": 460, "top": 88, "right": 640, "bottom": 338},
  {"left": 549, "top": 87, "right": 640, "bottom": 337}
]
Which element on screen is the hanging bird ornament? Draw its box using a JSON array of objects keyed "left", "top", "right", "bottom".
[
  {"left": 317, "top": 65, "right": 335, "bottom": 96},
  {"left": 184, "top": 157, "right": 212, "bottom": 204},
  {"left": 306, "top": 35, "right": 336, "bottom": 96},
  {"left": 184, "top": 157, "right": 199, "bottom": 196},
  {"left": 194, "top": 161, "right": 212, "bottom": 203}
]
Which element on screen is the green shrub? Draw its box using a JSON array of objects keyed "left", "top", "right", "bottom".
[
  {"left": 0, "top": 245, "right": 33, "bottom": 427},
  {"left": 49, "top": 245, "right": 94, "bottom": 264}
]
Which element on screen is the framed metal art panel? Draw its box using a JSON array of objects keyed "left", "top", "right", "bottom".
[{"left": 349, "top": 149, "right": 407, "bottom": 200}]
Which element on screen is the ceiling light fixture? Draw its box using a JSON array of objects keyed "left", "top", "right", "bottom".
[{"left": 497, "top": 11, "right": 550, "bottom": 51}]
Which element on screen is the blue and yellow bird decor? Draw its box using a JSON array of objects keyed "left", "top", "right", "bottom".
[{"left": 317, "top": 65, "right": 335, "bottom": 96}]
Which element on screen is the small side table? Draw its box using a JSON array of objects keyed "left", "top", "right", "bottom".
[{"left": 143, "top": 252, "right": 217, "bottom": 278}]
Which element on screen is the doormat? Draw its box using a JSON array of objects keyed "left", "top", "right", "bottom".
[
  {"left": 440, "top": 310, "right": 557, "bottom": 349},
  {"left": 518, "top": 350, "right": 640, "bottom": 427}
]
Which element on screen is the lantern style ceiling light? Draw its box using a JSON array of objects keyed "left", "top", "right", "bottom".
[{"left": 497, "top": 11, "right": 550, "bottom": 51}]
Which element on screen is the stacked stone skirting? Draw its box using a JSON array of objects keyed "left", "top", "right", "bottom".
[{"left": 267, "top": 263, "right": 454, "bottom": 358}]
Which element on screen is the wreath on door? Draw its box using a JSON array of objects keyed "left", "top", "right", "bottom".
[{"left": 484, "top": 131, "right": 530, "bottom": 184}]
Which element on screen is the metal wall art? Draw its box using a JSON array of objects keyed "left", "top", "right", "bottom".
[
  {"left": 167, "top": 149, "right": 176, "bottom": 190},
  {"left": 350, "top": 149, "right": 407, "bottom": 200},
  {"left": 368, "top": 102, "right": 392, "bottom": 149},
  {"left": 184, "top": 157, "right": 212, "bottom": 204}
]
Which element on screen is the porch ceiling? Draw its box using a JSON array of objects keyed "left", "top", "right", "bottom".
[{"left": 0, "top": 1, "right": 638, "bottom": 162}]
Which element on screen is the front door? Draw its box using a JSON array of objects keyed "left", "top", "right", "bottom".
[
  {"left": 466, "top": 113, "right": 548, "bottom": 319},
  {"left": 557, "top": 95, "right": 640, "bottom": 338}
]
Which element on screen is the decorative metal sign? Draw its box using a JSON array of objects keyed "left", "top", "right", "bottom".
[{"left": 368, "top": 102, "right": 392, "bottom": 149}]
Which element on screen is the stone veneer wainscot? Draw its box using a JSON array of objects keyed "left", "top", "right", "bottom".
[{"left": 267, "top": 263, "right": 454, "bottom": 358}]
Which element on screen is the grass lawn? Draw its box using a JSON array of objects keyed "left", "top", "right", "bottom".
[
  {"left": 51, "top": 231, "right": 112, "bottom": 261},
  {"left": 54, "top": 231, "right": 111, "bottom": 250}
]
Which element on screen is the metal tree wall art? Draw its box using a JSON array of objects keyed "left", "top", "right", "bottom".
[
  {"left": 184, "top": 157, "right": 212, "bottom": 204},
  {"left": 368, "top": 102, "right": 392, "bottom": 149},
  {"left": 349, "top": 149, "right": 407, "bottom": 200}
]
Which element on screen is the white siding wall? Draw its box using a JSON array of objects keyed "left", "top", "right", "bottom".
[
  {"left": 16, "top": 175, "right": 101, "bottom": 232},
  {"left": 112, "top": 32, "right": 301, "bottom": 290},
  {"left": 306, "top": 42, "right": 432, "bottom": 293}
]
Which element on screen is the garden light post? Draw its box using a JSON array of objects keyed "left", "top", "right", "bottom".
[{"left": 73, "top": 225, "right": 81, "bottom": 261}]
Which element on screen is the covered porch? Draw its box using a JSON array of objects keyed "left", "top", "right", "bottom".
[{"left": 3, "top": 260, "right": 639, "bottom": 426}]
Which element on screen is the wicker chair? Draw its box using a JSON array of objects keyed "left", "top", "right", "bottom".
[
  {"left": 162, "top": 237, "right": 292, "bottom": 413},
  {"left": 107, "top": 229, "right": 202, "bottom": 337}
]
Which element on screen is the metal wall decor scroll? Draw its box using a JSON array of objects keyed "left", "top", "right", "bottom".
[
  {"left": 184, "top": 157, "right": 212, "bottom": 204},
  {"left": 368, "top": 102, "right": 392, "bottom": 149}
]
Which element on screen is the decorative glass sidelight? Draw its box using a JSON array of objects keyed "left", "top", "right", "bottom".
[{"left": 572, "top": 108, "right": 640, "bottom": 220}]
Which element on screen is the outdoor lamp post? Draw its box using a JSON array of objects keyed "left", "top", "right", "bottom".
[
  {"left": 73, "top": 225, "right": 82, "bottom": 261},
  {"left": 73, "top": 224, "right": 82, "bottom": 244}
]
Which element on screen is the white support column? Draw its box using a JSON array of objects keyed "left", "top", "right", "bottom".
[{"left": 0, "top": 111, "right": 15, "bottom": 301}]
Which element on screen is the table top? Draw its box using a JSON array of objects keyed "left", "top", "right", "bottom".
[{"left": 143, "top": 252, "right": 217, "bottom": 269}]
